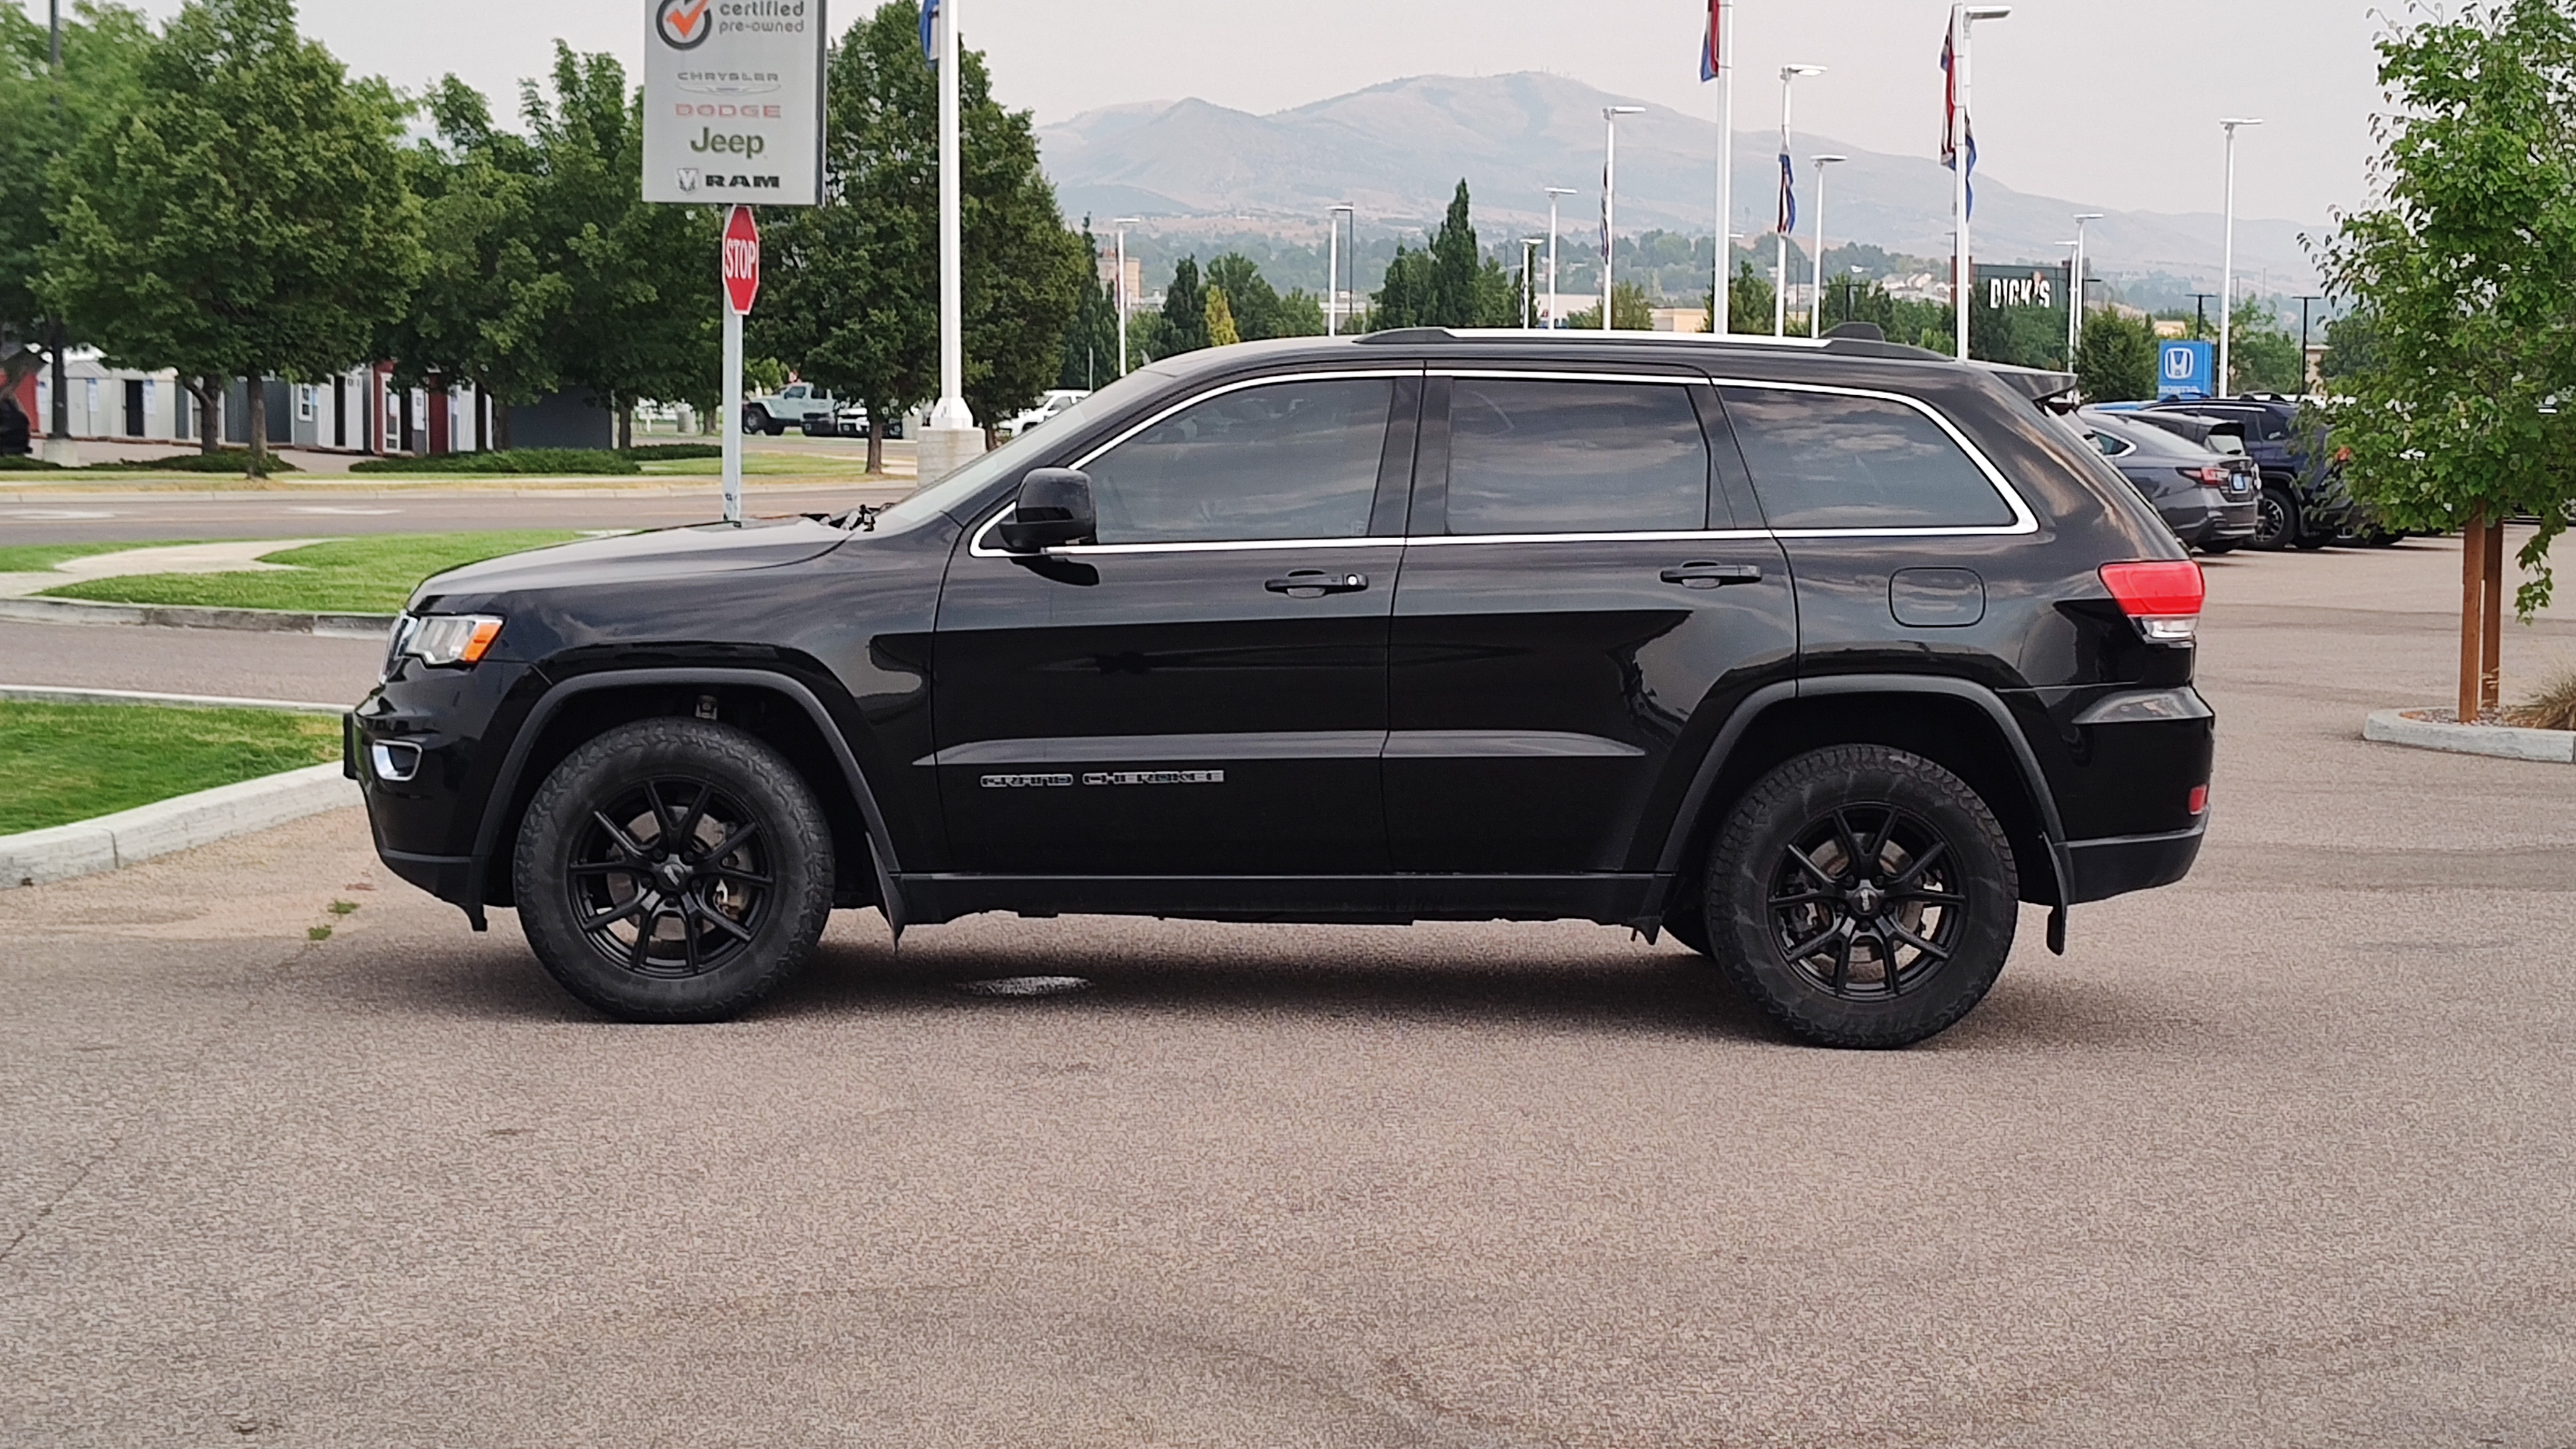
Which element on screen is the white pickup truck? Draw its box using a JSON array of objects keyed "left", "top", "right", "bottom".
[{"left": 741, "top": 383, "right": 838, "bottom": 436}]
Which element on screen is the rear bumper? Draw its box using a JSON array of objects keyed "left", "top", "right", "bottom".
[{"left": 2066, "top": 820, "right": 2206, "bottom": 903}]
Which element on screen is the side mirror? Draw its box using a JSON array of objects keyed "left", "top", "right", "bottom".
[{"left": 998, "top": 468, "right": 1096, "bottom": 552}]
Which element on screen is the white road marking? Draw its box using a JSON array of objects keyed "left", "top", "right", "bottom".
[
  {"left": 7, "top": 509, "right": 119, "bottom": 519},
  {"left": 287, "top": 506, "right": 401, "bottom": 515}
]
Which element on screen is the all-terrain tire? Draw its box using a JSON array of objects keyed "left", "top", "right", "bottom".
[
  {"left": 1704, "top": 745, "right": 2018, "bottom": 1048},
  {"left": 514, "top": 718, "right": 834, "bottom": 1023}
]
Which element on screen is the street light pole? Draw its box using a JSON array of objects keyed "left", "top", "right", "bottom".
[
  {"left": 1602, "top": 106, "right": 1643, "bottom": 331},
  {"left": 1950, "top": 5, "right": 2010, "bottom": 360},
  {"left": 2068, "top": 211, "right": 2103, "bottom": 359},
  {"left": 44, "top": 0, "right": 71, "bottom": 462},
  {"left": 1545, "top": 187, "right": 1575, "bottom": 330},
  {"left": 1111, "top": 217, "right": 1140, "bottom": 374},
  {"left": 1327, "top": 204, "right": 1354, "bottom": 336},
  {"left": 921, "top": 0, "right": 981, "bottom": 481},
  {"left": 2294, "top": 292, "right": 2323, "bottom": 392},
  {"left": 2218, "top": 117, "right": 2263, "bottom": 396},
  {"left": 1808, "top": 153, "right": 1846, "bottom": 338}
]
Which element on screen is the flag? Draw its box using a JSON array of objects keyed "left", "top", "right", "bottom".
[
  {"left": 1776, "top": 152, "right": 1796, "bottom": 235},
  {"left": 1601, "top": 159, "right": 1611, "bottom": 260},
  {"left": 1700, "top": 0, "right": 1724, "bottom": 82},
  {"left": 919, "top": 0, "right": 940, "bottom": 63},
  {"left": 1940, "top": 16, "right": 1979, "bottom": 217}
]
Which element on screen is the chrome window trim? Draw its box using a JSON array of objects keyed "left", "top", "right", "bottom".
[
  {"left": 964, "top": 367, "right": 2045, "bottom": 557},
  {"left": 1707, "top": 375, "right": 2040, "bottom": 536}
]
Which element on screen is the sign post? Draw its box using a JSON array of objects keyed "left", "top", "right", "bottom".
[
  {"left": 644, "top": 0, "right": 823, "bottom": 523},
  {"left": 720, "top": 205, "right": 760, "bottom": 524}
]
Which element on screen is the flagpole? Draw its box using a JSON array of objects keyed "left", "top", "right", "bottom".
[
  {"left": 1950, "top": 6, "right": 2008, "bottom": 362},
  {"left": 1603, "top": 106, "right": 1642, "bottom": 330},
  {"left": 1711, "top": 0, "right": 1733, "bottom": 336},
  {"left": 1774, "top": 64, "right": 1821, "bottom": 338},
  {"left": 922, "top": 0, "right": 982, "bottom": 481}
]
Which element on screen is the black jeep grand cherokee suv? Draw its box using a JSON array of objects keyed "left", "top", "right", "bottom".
[{"left": 352, "top": 330, "right": 2212, "bottom": 1047}]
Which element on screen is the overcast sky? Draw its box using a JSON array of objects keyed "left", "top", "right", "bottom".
[{"left": 48, "top": 0, "right": 2391, "bottom": 223}]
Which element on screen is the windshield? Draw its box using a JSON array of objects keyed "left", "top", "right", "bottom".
[{"left": 874, "top": 367, "right": 1175, "bottom": 531}]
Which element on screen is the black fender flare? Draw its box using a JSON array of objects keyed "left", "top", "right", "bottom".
[
  {"left": 1650, "top": 674, "right": 2074, "bottom": 953},
  {"left": 462, "top": 666, "right": 906, "bottom": 938}
]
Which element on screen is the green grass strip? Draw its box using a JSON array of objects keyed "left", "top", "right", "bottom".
[
  {"left": 38, "top": 530, "right": 589, "bottom": 614},
  {"left": 0, "top": 701, "right": 343, "bottom": 835},
  {"left": 0, "top": 540, "right": 211, "bottom": 574}
]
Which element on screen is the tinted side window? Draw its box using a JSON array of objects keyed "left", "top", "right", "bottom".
[
  {"left": 1720, "top": 387, "right": 2014, "bottom": 530},
  {"left": 1445, "top": 378, "right": 1709, "bottom": 535},
  {"left": 1084, "top": 377, "right": 1392, "bottom": 543}
]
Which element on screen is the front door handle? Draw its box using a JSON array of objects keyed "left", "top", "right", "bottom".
[
  {"left": 1660, "top": 561, "right": 1763, "bottom": 589},
  {"left": 1266, "top": 569, "right": 1368, "bottom": 598}
]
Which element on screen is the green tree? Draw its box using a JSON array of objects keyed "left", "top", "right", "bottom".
[
  {"left": 1724, "top": 259, "right": 1774, "bottom": 335},
  {"left": 1428, "top": 180, "right": 1482, "bottom": 326},
  {"left": 1160, "top": 256, "right": 1209, "bottom": 355},
  {"left": 1204, "top": 253, "right": 1281, "bottom": 340},
  {"left": 1563, "top": 280, "right": 1654, "bottom": 331},
  {"left": 2074, "top": 309, "right": 2158, "bottom": 401},
  {"left": 2226, "top": 297, "right": 2304, "bottom": 392},
  {"left": 1057, "top": 221, "right": 1119, "bottom": 391},
  {"left": 1205, "top": 287, "right": 1241, "bottom": 348},
  {"left": 1272, "top": 289, "right": 1326, "bottom": 337},
  {"left": 1, "top": 2, "right": 152, "bottom": 408},
  {"left": 382, "top": 75, "right": 565, "bottom": 448},
  {"left": 1371, "top": 245, "right": 1435, "bottom": 330},
  {"left": 2316, "top": 309, "right": 2379, "bottom": 383},
  {"left": 2316, "top": 0, "right": 2576, "bottom": 701},
  {"left": 521, "top": 43, "right": 715, "bottom": 448},
  {"left": 43, "top": 0, "right": 422, "bottom": 473}
]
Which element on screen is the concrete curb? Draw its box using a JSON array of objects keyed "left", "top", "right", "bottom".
[
  {"left": 0, "top": 684, "right": 349, "bottom": 715},
  {"left": 0, "top": 763, "right": 358, "bottom": 889},
  {"left": 0, "top": 595, "right": 395, "bottom": 638},
  {"left": 2363, "top": 708, "right": 2576, "bottom": 764}
]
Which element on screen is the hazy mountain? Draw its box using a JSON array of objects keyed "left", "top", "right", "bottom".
[{"left": 1037, "top": 72, "right": 2323, "bottom": 292}]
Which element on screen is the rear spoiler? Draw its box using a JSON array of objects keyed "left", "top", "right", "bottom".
[{"left": 1977, "top": 363, "right": 2082, "bottom": 413}]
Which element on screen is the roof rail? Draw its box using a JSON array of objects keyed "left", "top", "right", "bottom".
[{"left": 1346, "top": 326, "right": 1952, "bottom": 363}]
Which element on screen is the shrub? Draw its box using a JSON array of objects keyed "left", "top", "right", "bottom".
[
  {"left": 0, "top": 455, "right": 65, "bottom": 471},
  {"left": 2505, "top": 663, "right": 2576, "bottom": 732},
  {"left": 349, "top": 448, "right": 638, "bottom": 475},
  {"left": 115, "top": 448, "right": 297, "bottom": 474},
  {"left": 621, "top": 443, "right": 724, "bottom": 461}
]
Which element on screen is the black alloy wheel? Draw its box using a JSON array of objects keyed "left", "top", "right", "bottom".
[
  {"left": 515, "top": 718, "right": 833, "bottom": 1022},
  {"left": 1706, "top": 745, "right": 2018, "bottom": 1048},
  {"left": 2250, "top": 486, "right": 2299, "bottom": 552},
  {"left": 566, "top": 777, "right": 772, "bottom": 980},
  {"left": 1762, "top": 804, "right": 1968, "bottom": 1002},
  {"left": 741, "top": 405, "right": 770, "bottom": 436}
]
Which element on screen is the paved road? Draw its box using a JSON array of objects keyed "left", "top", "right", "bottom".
[
  {"left": 3, "top": 538, "right": 2572, "bottom": 1446},
  {"left": 0, "top": 478, "right": 909, "bottom": 547}
]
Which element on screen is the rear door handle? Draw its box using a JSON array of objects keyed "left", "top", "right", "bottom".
[
  {"left": 1660, "top": 561, "right": 1763, "bottom": 589},
  {"left": 1266, "top": 569, "right": 1369, "bottom": 598}
]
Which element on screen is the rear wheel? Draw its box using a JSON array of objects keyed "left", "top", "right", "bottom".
[
  {"left": 741, "top": 405, "right": 771, "bottom": 436},
  {"left": 2251, "top": 486, "right": 2299, "bottom": 551},
  {"left": 514, "top": 718, "right": 834, "bottom": 1023},
  {"left": 1704, "top": 745, "right": 2018, "bottom": 1048}
]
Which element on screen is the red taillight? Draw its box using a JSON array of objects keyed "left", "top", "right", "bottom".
[
  {"left": 2184, "top": 465, "right": 2229, "bottom": 486},
  {"left": 2100, "top": 560, "right": 2205, "bottom": 642},
  {"left": 2100, "top": 560, "right": 2206, "bottom": 617},
  {"left": 2187, "top": 784, "right": 2209, "bottom": 816}
]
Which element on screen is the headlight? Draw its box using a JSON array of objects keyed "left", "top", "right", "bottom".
[{"left": 395, "top": 613, "right": 505, "bottom": 668}]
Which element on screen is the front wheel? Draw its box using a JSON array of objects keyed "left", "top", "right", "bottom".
[
  {"left": 513, "top": 718, "right": 835, "bottom": 1023},
  {"left": 2250, "top": 486, "right": 2300, "bottom": 552},
  {"left": 1704, "top": 745, "right": 2018, "bottom": 1048}
]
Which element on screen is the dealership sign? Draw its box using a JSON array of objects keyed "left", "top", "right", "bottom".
[{"left": 643, "top": 0, "right": 827, "bottom": 206}]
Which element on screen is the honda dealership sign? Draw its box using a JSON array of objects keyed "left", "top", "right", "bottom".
[{"left": 642, "top": 0, "right": 827, "bottom": 207}]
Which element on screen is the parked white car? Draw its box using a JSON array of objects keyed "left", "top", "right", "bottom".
[{"left": 999, "top": 389, "right": 1088, "bottom": 438}]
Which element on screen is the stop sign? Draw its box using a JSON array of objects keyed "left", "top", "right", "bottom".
[{"left": 721, "top": 205, "right": 760, "bottom": 314}]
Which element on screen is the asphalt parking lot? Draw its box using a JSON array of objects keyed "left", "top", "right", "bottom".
[{"left": 3, "top": 536, "right": 2572, "bottom": 1446}]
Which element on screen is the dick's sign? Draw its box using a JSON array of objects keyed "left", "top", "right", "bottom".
[{"left": 643, "top": 0, "right": 828, "bottom": 207}]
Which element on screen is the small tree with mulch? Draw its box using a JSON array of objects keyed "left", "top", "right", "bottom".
[{"left": 2316, "top": 1, "right": 2576, "bottom": 721}]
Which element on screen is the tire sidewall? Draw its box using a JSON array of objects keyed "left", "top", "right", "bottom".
[
  {"left": 513, "top": 718, "right": 833, "bottom": 1022},
  {"left": 1706, "top": 746, "right": 2018, "bottom": 1048}
]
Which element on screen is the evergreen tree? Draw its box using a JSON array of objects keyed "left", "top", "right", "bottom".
[
  {"left": 1724, "top": 260, "right": 1774, "bottom": 335},
  {"left": 1056, "top": 221, "right": 1119, "bottom": 391},
  {"left": 1371, "top": 245, "right": 1434, "bottom": 330},
  {"left": 1428, "top": 180, "right": 1480, "bottom": 327},
  {"left": 1205, "top": 287, "right": 1240, "bottom": 348},
  {"left": 1160, "top": 257, "right": 1208, "bottom": 355},
  {"left": 1205, "top": 253, "right": 1284, "bottom": 340},
  {"left": 44, "top": 0, "right": 423, "bottom": 474}
]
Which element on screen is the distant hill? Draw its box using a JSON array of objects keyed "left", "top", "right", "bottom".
[{"left": 1036, "top": 72, "right": 2321, "bottom": 292}]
